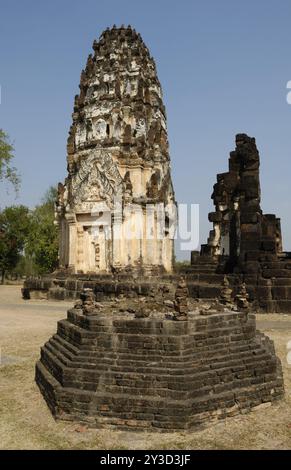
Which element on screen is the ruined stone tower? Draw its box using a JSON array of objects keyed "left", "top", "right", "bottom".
[
  {"left": 202, "top": 134, "right": 283, "bottom": 268},
  {"left": 190, "top": 134, "right": 291, "bottom": 313},
  {"left": 55, "top": 25, "right": 176, "bottom": 274}
]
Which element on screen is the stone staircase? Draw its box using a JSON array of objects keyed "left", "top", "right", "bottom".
[
  {"left": 182, "top": 256, "right": 230, "bottom": 301},
  {"left": 36, "top": 308, "right": 284, "bottom": 430},
  {"left": 187, "top": 254, "right": 291, "bottom": 313},
  {"left": 253, "top": 258, "right": 291, "bottom": 313}
]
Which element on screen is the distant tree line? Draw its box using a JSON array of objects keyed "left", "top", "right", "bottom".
[{"left": 0, "top": 129, "right": 59, "bottom": 283}]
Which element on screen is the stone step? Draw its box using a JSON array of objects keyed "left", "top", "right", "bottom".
[
  {"left": 55, "top": 322, "right": 260, "bottom": 357},
  {"left": 42, "top": 334, "right": 276, "bottom": 389},
  {"left": 262, "top": 269, "right": 291, "bottom": 278},
  {"left": 36, "top": 357, "right": 283, "bottom": 430},
  {"left": 39, "top": 346, "right": 279, "bottom": 402},
  {"left": 56, "top": 328, "right": 255, "bottom": 357},
  {"left": 261, "top": 261, "right": 291, "bottom": 270},
  {"left": 191, "top": 256, "right": 218, "bottom": 265},
  {"left": 52, "top": 334, "right": 79, "bottom": 356},
  {"left": 59, "top": 315, "right": 256, "bottom": 338},
  {"left": 51, "top": 332, "right": 266, "bottom": 367},
  {"left": 45, "top": 331, "right": 266, "bottom": 363},
  {"left": 46, "top": 339, "right": 76, "bottom": 364},
  {"left": 185, "top": 266, "right": 218, "bottom": 273},
  {"left": 271, "top": 287, "right": 291, "bottom": 300},
  {"left": 191, "top": 285, "right": 221, "bottom": 298},
  {"left": 51, "top": 336, "right": 266, "bottom": 381},
  {"left": 40, "top": 346, "right": 66, "bottom": 384},
  {"left": 187, "top": 381, "right": 283, "bottom": 426},
  {"left": 59, "top": 375, "right": 281, "bottom": 414},
  {"left": 94, "top": 371, "right": 279, "bottom": 402},
  {"left": 257, "top": 299, "right": 291, "bottom": 314},
  {"left": 186, "top": 274, "right": 225, "bottom": 284},
  {"left": 46, "top": 342, "right": 267, "bottom": 382},
  {"left": 275, "top": 300, "right": 291, "bottom": 313},
  {"left": 62, "top": 354, "right": 276, "bottom": 389}
]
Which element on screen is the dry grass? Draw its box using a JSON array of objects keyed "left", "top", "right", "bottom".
[{"left": 0, "top": 285, "right": 291, "bottom": 450}]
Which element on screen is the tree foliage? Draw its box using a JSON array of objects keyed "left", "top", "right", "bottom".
[
  {"left": 26, "top": 186, "right": 59, "bottom": 274},
  {"left": 0, "top": 129, "right": 20, "bottom": 192},
  {"left": 0, "top": 186, "right": 59, "bottom": 282},
  {"left": 0, "top": 205, "right": 31, "bottom": 283}
]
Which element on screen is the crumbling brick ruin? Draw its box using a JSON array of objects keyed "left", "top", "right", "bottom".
[
  {"left": 202, "top": 133, "right": 282, "bottom": 264},
  {"left": 36, "top": 283, "right": 284, "bottom": 430},
  {"left": 35, "top": 27, "right": 285, "bottom": 431},
  {"left": 190, "top": 134, "right": 291, "bottom": 313}
]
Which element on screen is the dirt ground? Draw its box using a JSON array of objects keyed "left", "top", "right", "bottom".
[{"left": 0, "top": 284, "right": 291, "bottom": 450}]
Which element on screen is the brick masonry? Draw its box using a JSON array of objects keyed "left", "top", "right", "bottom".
[
  {"left": 36, "top": 306, "right": 284, "bottom": 430},
  {"left": 190, "top": 134, "right": 291, "bottom": 313}
]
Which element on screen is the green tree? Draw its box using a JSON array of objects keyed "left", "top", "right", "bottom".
[
  {"left": 0, "top": 205, "right": 31, "bottom": 283},
  {"left": 26, "top": 186, "right": 59, "bottom": 274},
  {"left": 0, "top": 129, "right": 20, "bottom": 192}
]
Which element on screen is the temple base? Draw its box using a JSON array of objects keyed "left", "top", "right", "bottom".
[{"left": 36, "top": 308, "right": 284, "bottom": 431}]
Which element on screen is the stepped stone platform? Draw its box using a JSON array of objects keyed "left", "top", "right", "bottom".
[{"left": 36, "top": 298, "right": 284, "bottom": 431}]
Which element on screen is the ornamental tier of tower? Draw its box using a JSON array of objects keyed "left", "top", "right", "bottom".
[{"left": 55, "top": 25, "right": 176, "bottom": 274}]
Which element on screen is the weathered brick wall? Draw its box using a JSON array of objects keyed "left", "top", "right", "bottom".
[
  {"left": 23, "top": 261, "right": 291, "bottom": 313},
  {"left": 36, "top": 308, "right": 284, "bottom": 430}
]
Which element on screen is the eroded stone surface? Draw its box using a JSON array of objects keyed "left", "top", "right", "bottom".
[
  {"left": 190, "top": 134, "right": 291, "bottom": 313},
  {"left": 36, "top": 300, "right": 284, "bottom": 430},
  {"left": 55, "top": 25, "right": 176, "bottom": 275},
  {"left": 202, "top": 134, "right": 282, "bottom": 262}
]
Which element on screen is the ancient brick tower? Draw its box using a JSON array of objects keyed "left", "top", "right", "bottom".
[
  {"left": 203, "top": 134, "right": 283, "bottom": 267},
  {"left": 55, "top": 25, "right": 176, "bottom": 274},
  {"left": 190, "top": 133, "right": 291, "bottom": 313}
]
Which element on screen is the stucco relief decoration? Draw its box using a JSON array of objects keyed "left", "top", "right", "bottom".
[{"left": 71, "top": 151, "right": 123, "bottom": 207}]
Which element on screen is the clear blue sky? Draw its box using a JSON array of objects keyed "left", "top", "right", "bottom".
[{"left": 1, "top": 0, "right": 291, "bottom": 257}]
